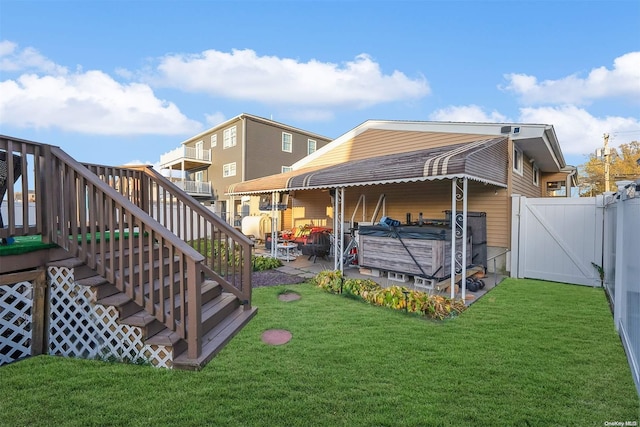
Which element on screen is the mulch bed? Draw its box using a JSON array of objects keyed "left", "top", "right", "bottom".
[{"left": 252, "top": 270, "right": 307, "bottom": 288}]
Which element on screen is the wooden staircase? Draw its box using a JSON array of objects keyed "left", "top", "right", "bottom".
[
  {"left": 1, "top": 135, "right": 256, "bottom": 370},
  {"left": 48, "top": 253, "right": 256, "bottom": 370}
]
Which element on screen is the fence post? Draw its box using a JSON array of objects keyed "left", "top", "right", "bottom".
[
  {"left": 509, "top": 195, "right": 523, "bottom": 278},
  {"left": 613, "top": 193, "right": 626, "bottom": 331}
]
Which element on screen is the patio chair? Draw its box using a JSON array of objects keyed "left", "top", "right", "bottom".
[{"left": 0, "top": 151, "right": 23, "bottom": 244}]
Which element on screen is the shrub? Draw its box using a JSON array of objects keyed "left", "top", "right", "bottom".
[
  {"left": 252, "top": 256, "right": 283, "bottom": 271},
  {"left": 311, "top": 270, "right": 343, "bottom": 293},
  {"left": 313, "top": 270, "right": 466, "bottom": 320}
]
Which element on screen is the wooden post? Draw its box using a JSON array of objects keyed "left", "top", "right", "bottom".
[
  {"left": 31, "top": 270, "right": 48, "bottom": 356},
  {"left": 187, "top": 260, "right": 202, "bottom": 359}
]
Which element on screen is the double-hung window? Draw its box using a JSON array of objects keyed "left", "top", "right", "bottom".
[
  {"left": 223, "top": 162, "right": 237, "bottom": 177},
  {"left": 513, "top": 146, "right": 523, "bottom": 175},
  {"left": 223, "top": 126, "right": 237, "bottom": 149},
  {"left": 282, "top": 132, "right": 292, "bottom": 153},
  {"left": 307, "top": 139, "right": 316, "bottom": 155}
]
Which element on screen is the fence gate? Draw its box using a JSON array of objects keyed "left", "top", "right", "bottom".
[{"left": 510, "top": 196, "right": 603, "bottom": 286}]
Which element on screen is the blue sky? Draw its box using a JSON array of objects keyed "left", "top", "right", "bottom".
[{"left": 1, "top": 0, "right": 639, "bottom": 170}]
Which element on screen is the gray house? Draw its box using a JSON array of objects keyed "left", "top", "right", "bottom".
[{"left": 159, "top": 113, "right": 331, "bottom": 224}]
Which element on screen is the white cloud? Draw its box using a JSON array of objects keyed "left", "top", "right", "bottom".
[
  {"left": 429, "top": 104, "right": 509, "bottom": 122},
  {"left": 204, "top": 112, "right": 226, "bottom": 127},
  {"left": 0, "top": 40, "right": 68, "bottom": 75},
  {"left": 519, "top": 105, "right": 640, "bottom": 157},
  {"left": 0, "top": 42, "right": 203, "bottom": 136},
  {"left": 502, "top": 51, "right": 640, "bottom": 105},
  {"left": 152, "top": 49, "right": 430, "bottom": 110},
  {"left": 429, "top": 103, "right": 640, "bottom": 162}
]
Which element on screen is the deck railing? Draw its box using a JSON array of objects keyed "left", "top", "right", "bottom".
[
  {"left": 1, "top": 135, "right": 215, "bottom": 359},
  {"left": 83, "top": 163, "right": 253, "bottom": 306},
  {"left": 159, "top": 145, "right": 211, "bottom": 167},
  {"left": 0, "top": 137, "right": 47, "bottom": 240},
  {"left": 173, "top": 180, "right": 213, "bottom": 197}
]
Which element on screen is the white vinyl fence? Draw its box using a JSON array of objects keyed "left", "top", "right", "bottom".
[
  {"left": 510, "top": 195, "right": 603, "bottom": 286},
  {"left": 512, "top": 181, "right": 640, "bottom": 394},
  {"left": 603, "top": 182, "right": 640, "bottom": 394}
]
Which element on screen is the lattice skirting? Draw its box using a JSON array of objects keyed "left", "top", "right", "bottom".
[
  {"left": 0, "top": 281, "right": 33, "bottom": 366},
  {"left": 48, "top": 266, "right": 174, "bottom": 368}
]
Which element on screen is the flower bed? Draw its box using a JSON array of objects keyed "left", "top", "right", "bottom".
[{"left": 312, "top": 270, "right": 466, "bottom": 320}]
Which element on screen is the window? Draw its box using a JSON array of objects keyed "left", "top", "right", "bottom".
[
  {"left": 307, "top": 139, "right": 316, "bottom": 155},
  {"left": 195, "top": 140, "right": 203, "bottom": 159},
  {"left": 211, "top": 134, "right": 217, "bottom": 147},
  {"left": 546, "top": 181, "right": 566, "bottom": 197},
  {"left": 223, "top": 162, "right": 236, "bottom": 177},
  {"left": 223, "top": 126, "right": 237, "bottom": 149},
  {"left": 513, "top": 146, "right": 523, "bottom": 175},
  {"left": 282, "top": 132, "right": 292, "bottom": 152},
  {"left": 532, "top": 164, "right": 540, "bottom": 186},
  {"left": 282, "top": 166, "right": 293, "bottom": 173},
  {"left": 195, "top": 171, "right": 203, "bottom": 182}
]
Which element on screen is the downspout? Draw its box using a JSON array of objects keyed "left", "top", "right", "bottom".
[{"left": 565, "top": 167, "right": 577, "bottom": 198}]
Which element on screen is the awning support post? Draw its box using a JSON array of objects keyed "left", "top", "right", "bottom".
[
  {"left": 271, "top": 191, "right": 278, "bottom": 259},
  {"left": 333, "top": 187, "right": 344, "bottom": 272},
  {"left": 450, "top": 177, "right": 468, "bottom": 300}
]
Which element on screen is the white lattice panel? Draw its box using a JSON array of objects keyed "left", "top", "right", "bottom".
[
  {"left": 0, "top": 281, "right": 33, "bottom": 366},
  {"left": 47, "top": 266, "right": 173, "bottom": 368}
]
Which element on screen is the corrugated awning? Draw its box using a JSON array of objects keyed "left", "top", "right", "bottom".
[{"left": 228, "top": 137, "right": 508, "bottom": 195}]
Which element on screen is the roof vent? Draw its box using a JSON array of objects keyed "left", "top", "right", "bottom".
[{"left": 500, "top": 126, "right": 511, "bottom": 134}]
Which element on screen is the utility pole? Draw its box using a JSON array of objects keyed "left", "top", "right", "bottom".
[{"left": 603, "top": 133, "right": 610, "bottom": 192}]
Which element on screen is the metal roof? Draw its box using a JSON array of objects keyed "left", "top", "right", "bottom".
[{"left": 227, "top": 137, "right": 508, "bottom": 195}]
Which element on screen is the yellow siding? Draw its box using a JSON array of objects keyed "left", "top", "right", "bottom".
[
  {"left": 304, "top": 130, "right": 490, "bottom": 168},
  {"left": 287, "top": 181, "right": 510, "bottom": 249}
]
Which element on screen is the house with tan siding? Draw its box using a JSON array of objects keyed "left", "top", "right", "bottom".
[{"left": 227, "top": 120, "right": 577, "bottom": 275}]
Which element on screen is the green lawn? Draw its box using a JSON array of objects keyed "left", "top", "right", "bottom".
[{"left": 1, "top": 278, "right": 638, "bottom": 426}]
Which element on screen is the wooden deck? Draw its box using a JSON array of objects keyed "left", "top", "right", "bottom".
[{"left": 0, "top": 135, "right": 255, "bottom": 369}]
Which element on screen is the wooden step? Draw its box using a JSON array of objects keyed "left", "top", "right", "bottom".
[
  {"left": 75, "top": 274, "right": 119, "bottom": 299},
  {"left": 145, "top": 328, "right": 188, "bottom": 356},
  {"left": 119, "top": 280, "right": 221, "bottom": 339},
  {"left": 97, "top": 292, "right": 142, "bottom": 319},
  {"left": 114, "top": 256, "right": 181, "bottom": 287},
  {"left": 47, "top": 257, "right": 96, "bottom": 280},
  {"left": 172, "top": 306, "right": 258, "bottom": 371},
  {"left": 97, "top": 244, "right": 167, "bottom": 266},
  {"left": 201, "top": 293, "right": 241, "bottom": 333},
  {"left": 119, "top": 310, "right": 166, "bottom": 340}
]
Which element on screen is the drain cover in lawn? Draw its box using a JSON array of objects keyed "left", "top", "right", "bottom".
[
  {"left": 261, "top": 329, "right": 292, "bottom": 345},
  {"left": 278, "top": 292, "right": 301, "bottom": 302}
]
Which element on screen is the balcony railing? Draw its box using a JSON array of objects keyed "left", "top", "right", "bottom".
[
  {"left": 160, "top": 145, "right": 212, "bottom": 168},
  {"left": 174, "top": 180, "right": 212, "bottom": 197}
]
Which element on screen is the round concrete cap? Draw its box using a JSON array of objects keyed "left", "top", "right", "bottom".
[
  {"left": 278, "top": 292, "right": 301, "bottom": 302},
  {"left": 261, "top": 329, "right": 292, "bottom": 345}
]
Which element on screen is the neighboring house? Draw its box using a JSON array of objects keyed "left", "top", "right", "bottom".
[
  {"left": 227, "top": 120, "right": 578, "bottom": 274},
  {"left": 159, "top": 113, "right": 331, "bottom": 224}
]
